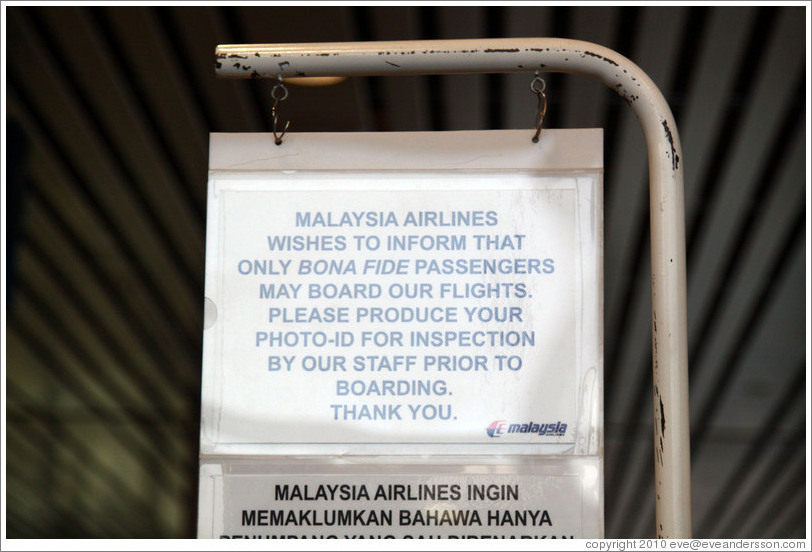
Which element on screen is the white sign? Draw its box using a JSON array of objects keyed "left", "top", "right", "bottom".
[
  {"left": 198, "top": 130, "right": 603, "bottom": 537},
  {"left": 198, "top": 458, "right": 602, "bottom": 538},
  {"left": 208, "top": 179, "right": 577, "bottom": 444}
]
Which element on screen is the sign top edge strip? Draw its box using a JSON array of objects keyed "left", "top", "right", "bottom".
[{"left": 208, "top": 129, "right": 603, "bottom": 172}]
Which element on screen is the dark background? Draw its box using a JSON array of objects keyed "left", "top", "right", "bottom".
[{"left": 4, "top": 5, "right": 808, "bottom": 538}]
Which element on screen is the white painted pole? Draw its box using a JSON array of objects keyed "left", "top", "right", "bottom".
[{"left": 215, "top": 38, "right": 692, "bottom": 538}]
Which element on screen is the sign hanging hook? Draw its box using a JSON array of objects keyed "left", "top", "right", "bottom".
[
  {"left": 271, "top": 77, "right": 290, "bottom": 145},
  {"left": 530, "top": 72, "right": 547, "bottom": 144}
]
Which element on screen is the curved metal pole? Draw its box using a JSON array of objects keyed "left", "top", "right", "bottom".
[{"left": 215, "top": 38, "right": 692, "bottom": 538}]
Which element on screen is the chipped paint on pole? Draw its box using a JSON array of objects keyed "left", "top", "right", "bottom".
[{"left": 214, "top": 37, "right": 692, "bottom": 538}]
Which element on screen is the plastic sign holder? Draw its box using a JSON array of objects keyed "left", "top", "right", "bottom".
[
  {"left": 206, "top": 38, "right": 692, "bottom": 538},
  {"left": 199, "top": 129, "right": 603, "bottom": 538}
]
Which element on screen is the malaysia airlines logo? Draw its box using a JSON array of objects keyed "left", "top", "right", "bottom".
[
  {"left": 486, "top": 420, "right": 567, "bottom": 438},
  {"left": 487, "top": 420, "right": 507, "bottom": 438}
]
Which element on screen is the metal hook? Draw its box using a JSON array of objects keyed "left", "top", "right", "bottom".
[
  {"left": 530, "top": 73, "right": 547, "bottom": 143},
  {"left": 271, "top": 79, "right": 290, "bottom": 145}
]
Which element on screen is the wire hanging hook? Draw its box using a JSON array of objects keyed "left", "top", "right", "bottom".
[
  {"left": 271, "top": 78, "right": 290, "bottom": 145},
  {"left": 530, "top": 73, "right": 547, "bottom": 143}
]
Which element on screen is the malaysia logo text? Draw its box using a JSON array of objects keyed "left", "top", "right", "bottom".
[{"left": 486, "top": 420, "right": 567, "bottom": 438}]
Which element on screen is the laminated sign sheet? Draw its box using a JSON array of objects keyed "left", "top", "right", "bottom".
[{"left": 198, "top": 130, "right": 604, "bottom": 538}]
